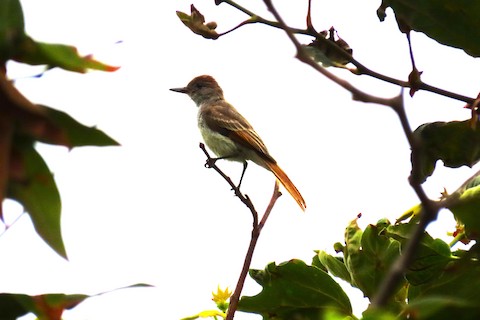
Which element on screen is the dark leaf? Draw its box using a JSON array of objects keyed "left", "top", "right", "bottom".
[
  {"left": 8, "top": 137, "right": 66, "bottom": 259},
  {"left": 304, "top": 27, "right": 353, "bottom": 68},
  {"left": 411, "top": 120, "right": 480, "bottom": 183},
  {"left": 407, "top": 261, "right": 480, "bottom": 319},
  {"left": 0, "top": 0, "right": 26, "bottom": 62},
  {"left": 379, "top": 0, "right": 480, "bottom": 57},
  {"left": 176, "top": 5, "right": 219, "bottom": 40},
  {"left": 0, "top": 294, "right": 28, "bottom": 320},
  {"left": 404, "top": 296, "right": 478, "bottom": 320}
]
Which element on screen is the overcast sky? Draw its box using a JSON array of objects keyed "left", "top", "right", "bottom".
[{"left": 2, "top": 1, "right": 479, "bottom": 319}]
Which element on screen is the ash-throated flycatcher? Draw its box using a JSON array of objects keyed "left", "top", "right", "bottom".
[{"left": 170, "top": 75, "right": 306, "bottom": 211}]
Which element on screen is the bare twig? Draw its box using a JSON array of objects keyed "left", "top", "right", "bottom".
[
  {"left": 216, "top": 0, "right": 475, "bottom": 104},
  {"left": 199, "top": 143, "right": 257, "bottom": 215},
  {"left": 226, "top": 181, "right": 281, "bottom": 320},
  {"left": 199, "top": 143, "right": 282, "bottom": 319},
  {"left": 262, "top": 0, "right": 400, "bottom": 109}
]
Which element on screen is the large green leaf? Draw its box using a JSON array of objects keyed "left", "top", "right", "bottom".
[
  {"left": 403, "top": 296, "right": 478, "bottom": 320},
  {"left": 342, "top": 218, "right": 402, "bottom": 302},
  {"left": 8, "top": 137, "right": 66, "bottom": 259},
  {"left": 238, "top": 260, "right": 353, "bottom": 319},
  {"left": 384, "top": 223, "right": 454, "bottom": 286},
  {"left": 407, "top": 260, "right": 480, "bottom": 319},
  {"left": 316, "top": 250, "right": 352, "bottom": 284},
  {"left": 378, "top": 0, "right": 480, "bottom": 57},
  {"left": 411, "top": 120, "right": 480, "bottom": 184},
  {"left": 0, "top": 0, "right": 25, "bottom": 62}
]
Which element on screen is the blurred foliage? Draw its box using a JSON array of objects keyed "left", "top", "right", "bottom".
[
  {"left": 0, "top": 0, "right": 119, "bottom": 259},
  {"left": 0, "top": 1, "right": 150, "bottom": 319},
  {"left": 0, "top": 284, "right": 152, "bottom": 320}
]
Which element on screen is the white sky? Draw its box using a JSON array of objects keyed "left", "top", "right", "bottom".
[{"left": 2, "top": 1, "right": 479, "bottom": 319}]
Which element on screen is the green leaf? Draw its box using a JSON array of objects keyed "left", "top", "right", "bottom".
[
  {"left": 8, "top": 138, "right": 66, "bottom": 259},
  {"left": 14, "top": 37, "right": 119, "bottom": 73},
  {"left": 239, "top": 260, "right": 352, "bottom": 319},
  {"left": 0, "top": 0, "right": 26, "bottom": 62},
  {"left": 40, "top": 105, "right": 120, "bottom": 148},
  {"left": 408, "top": 261, "right": 480, "bottom": 319},
  {"left": 317, "top": 251, "right": 352, "bottom": 284},
  {"left": 384, "top": 223, "right": 453, "bottom": 285},
  {"left": 343, "top": 220, "right": 402, "bottom": 300},
  {"left": 362, "top": 308, "right": 397, "bottom": 320},
  {"left": 379, "top": 0, "right": 480, "bottom": 57},
  {"left": 411, "top": 120, "right": 480, "bottom": 183},
  {"left": 403, "top": 296, "right": 477, "bottom": 320},
  {"left": 447, "top": 179, "right": 480, "bottom": 240},
  {"left": 0, "top": 293, "right": 28, "bottom": 320}
]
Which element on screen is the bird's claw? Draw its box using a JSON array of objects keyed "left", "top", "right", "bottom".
[{"left": 205, "top": 158, "right": 217, "bottom": 168}]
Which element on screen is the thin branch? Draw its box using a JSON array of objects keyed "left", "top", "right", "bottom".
[
  {"left": 0, "top": 212, "right": 27, "bottom": 238},
  {"left": 406, "top": 32, "right": 417, "bottom": 71},
  {"left": 216, "top": 0, "right": 310, "bottom": 36},
  {"left": 199, "top": 143, "right": 257, "bottom": 215},
  {"left": 305, "top": 0, "right": 316, "bottom": 34},
  {"left": 226, "top": 181, "right": 281, "bottom": 320},
  {"left": 199, "top": 143, "right": 282, "bottom": 320},
  {"left": 218, "top": 18, "right": 257, "bottom": 37},
  {"left": 262, "top": 0, "right": 400, "bottom": 109},
  {"left": 217, "top": 0, "right": 475, "bottom": 104}
]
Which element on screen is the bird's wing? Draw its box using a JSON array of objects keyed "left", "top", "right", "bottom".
[{"left": 202, "top": 101, "right": 275, "bottom": 163}]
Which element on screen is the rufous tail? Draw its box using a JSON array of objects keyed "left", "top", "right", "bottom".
[{"left": 266, "top": 162, "right": 306, "bottom": 211}]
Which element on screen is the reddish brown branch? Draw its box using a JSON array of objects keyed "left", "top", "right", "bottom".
[{"left": 199, "top": 143, "right": 281, "bottom": 319}]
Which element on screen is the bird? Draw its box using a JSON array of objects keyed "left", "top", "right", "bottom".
[{"left": 170, "top": 75, "right": 306, "bottom": 211}]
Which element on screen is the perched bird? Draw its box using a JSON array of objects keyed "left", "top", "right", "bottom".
[{"left": 170, "top": 75, "right": 306, "bottom": 211}]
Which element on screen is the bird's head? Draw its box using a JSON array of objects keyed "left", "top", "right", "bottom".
[{"left": 170, "top": 75, "right": 224, "bottom": 106}]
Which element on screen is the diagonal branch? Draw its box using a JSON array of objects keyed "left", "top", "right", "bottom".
[
  {"left": 199, "top": 143, "right": 282, "bottom": 319},
  {"left": 226, "top": 181, "right": 281, "bottom": 320},
  {"left": 199, "top": 142, "right": 257, "bottom": 217},
  {"left": 216, "top": 0, "right": 475, "bottom": 104}
]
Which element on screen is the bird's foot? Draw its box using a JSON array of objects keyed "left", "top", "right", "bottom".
[{"left": 204, "top": 157, "right": 218, "bottom": 168}]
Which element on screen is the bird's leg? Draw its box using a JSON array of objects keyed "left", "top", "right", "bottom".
[{"left": 237, "top": 161, "right": 248, "bottom": 190}]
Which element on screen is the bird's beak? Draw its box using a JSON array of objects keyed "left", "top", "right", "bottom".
[{"left": 170, "top": 86, "right": 189, "bottom": 94}]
